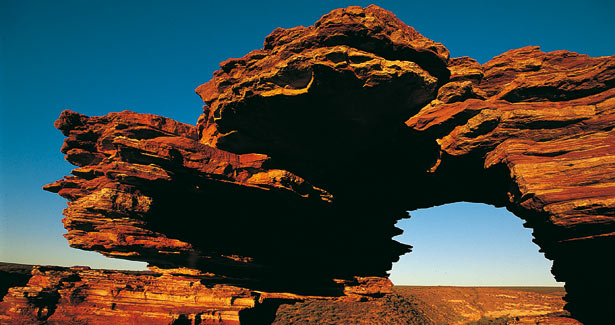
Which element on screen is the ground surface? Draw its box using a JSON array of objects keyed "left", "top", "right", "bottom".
[
  {"left": 272, "top": 286, "right": 581, "bottom": 324},
  {"left": 0, "top": 263, "right": 582, "bottom": 324}
]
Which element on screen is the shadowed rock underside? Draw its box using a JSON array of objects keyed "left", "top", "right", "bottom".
[{"left": 2, "top": 4, "right": 614, "bottom": 324}]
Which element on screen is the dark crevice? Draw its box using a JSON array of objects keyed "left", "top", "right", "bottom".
[
  {"left": 0, "top": 263, "right": 34, "bottom": 300},
  {"left": 501, "top": 85, "right": 613, "bottom": 103},
  {"left": 239, "top": 298, "right": 297, "bottom": 325}
]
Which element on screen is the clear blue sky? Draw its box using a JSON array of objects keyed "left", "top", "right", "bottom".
[
  {"left": 1, "top": 0, "right": 613, "bottom": 284},
  {"left": 390, "top": 203, "right": 560, "bottom": 286}
]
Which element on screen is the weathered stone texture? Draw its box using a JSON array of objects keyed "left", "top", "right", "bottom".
[
  {"left": 2, "top": 4, "right": 613, "bottom": 324},
  {"left": 406, "top": 46, "right": 615, "bottom": 324}
]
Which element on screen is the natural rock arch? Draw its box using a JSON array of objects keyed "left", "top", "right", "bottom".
[
  {"left": 14, "top": 5, "right": 613, "bottom": 324},
  {"left": 390, "top": 202, "right": 556, "bottom": 286}
]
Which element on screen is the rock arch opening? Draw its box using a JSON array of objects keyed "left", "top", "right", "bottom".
[{"left": 390, "top": 202, "right": 559, "bottom": 286}]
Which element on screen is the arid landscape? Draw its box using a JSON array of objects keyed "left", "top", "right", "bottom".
[
  {"left": 1, "top": 3, "right": 614, "bottom": 324},
  {"left": 393, "top": 286, "right": 577, "bottom": 324},
  {"left": 274, "top": 286, "right": 580, "bottom": 324},
  {"left": 1, "top": 262, "right": 579, "bottom": 324}
]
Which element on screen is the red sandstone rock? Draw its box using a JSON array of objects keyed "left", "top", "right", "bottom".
[
  {"left": 39, "top": 106, "right": 406, "bottom": 300},
  {"left": 0, "top": 265, "right": 394, "bottom": 324},
  {"left": 41, "top": 110, "right": 345, "bottom": 287},
  {"left": 406, "top": 48, "right": 615, "bottom": 242},
  {"left": 480, "top": 46, "right": 615, "bottom": 101},
  {"left": 195, "top": 5, "right": 449, "bottom": 179},
  {"left": 2, "top": 4, "right": 611, "bottom": 324},
  {"left": 406, "top": 47, "right": 615, "bottom": 324},
  {"left": 0, "top": 266, "right": 258, "bottom": 324}
]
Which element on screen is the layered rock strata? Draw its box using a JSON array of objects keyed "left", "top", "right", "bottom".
[
  {"left": 0, "top": 266, "right": 257, "bottom": 324},
  {"left": 2, "top": 4, "right": 613, "bottom": 324},
  {"left": 405, "top": 47, "right": 615, "bottom": 324},
  {"left": 40, "top": 109, "right": 403, "bottom": 295},
  {"left": 197, "top": 5, "right": 449, "bottom": 192},
  {"left": 0, "top": 265, "right": 391, "bottom": 324}
]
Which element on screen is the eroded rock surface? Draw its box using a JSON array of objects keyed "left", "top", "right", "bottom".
[
  {"left": 406, "top": 46, "right": 615, "bottom": 324},
  {"left": 0, "top": 266, "right": 258, "bottom": 324},
  {"left": 41, "top": 109, "right": 336, "bottom": 286},
  {"left": 2, "top": 4, "right": 614, "bottom": 324},
  {"left": 196, "top": 5, "right": 449, "bottom": 190},
  {"left": 0, "top": 265, "right": 394, "bottom": 325},
  {"left": 39, "top": 108, "right": 406, "bottom": 297}
]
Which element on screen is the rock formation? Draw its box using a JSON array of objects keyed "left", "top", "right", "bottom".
[
  {"left": 1, "top": 4, "right": 613, "bottom": 324},
  {"left": 405, "top": 47, "right": 615, "bottom": 324},
  {"left": 0, "top": 266, "right": 260, "bottom": 324}
]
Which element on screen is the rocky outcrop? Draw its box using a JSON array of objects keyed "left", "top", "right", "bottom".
[
  {"left": 0, "top": 265, "right": 394, "bottom": 324},
  {"left": 196, "top": 5, "right": 448, "bottom": 192},
  {"left": 2, "top": 4, "right": 613, "bottom": 324},
  {"left": 406, "top": 46, "right": 615, "bottom": 324},
  {"left": 39, "top": 108, "right": 405, "bottom": 296},
  {"left": 0, "top": 266, "right": 258, "bottom": 324},
  {"left": 39, "top": 5, "right": 442, "bottom": 296},
  {"left": 196, "top": 8, "right": 615, "bottom": 321},
  {"left": 41, "top": 109, "right": 336, "bottom": 287}
]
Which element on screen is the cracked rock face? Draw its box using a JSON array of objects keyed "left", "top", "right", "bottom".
[{"left": 2, "top": 4, "right": 614, "bottom": 324}]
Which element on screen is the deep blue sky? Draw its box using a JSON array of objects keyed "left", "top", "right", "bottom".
[{"left": 1, "top": 0, "right": 613, "bottom": 284}]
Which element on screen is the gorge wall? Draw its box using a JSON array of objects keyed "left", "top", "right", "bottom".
[{"left": 1, "top": 5, "right": 613, "bottom": 324}]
